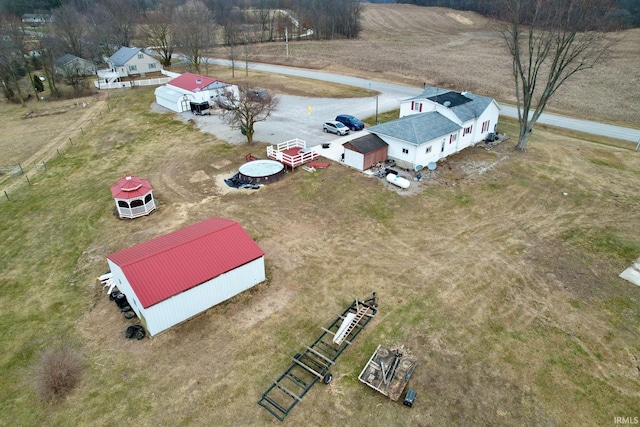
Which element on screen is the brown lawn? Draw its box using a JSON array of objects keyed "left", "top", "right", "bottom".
[{"left": 0, "top": 4, "right": 638, "bottom": 427}]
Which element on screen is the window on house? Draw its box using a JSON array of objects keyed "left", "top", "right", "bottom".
[
  {"left": 148, "top": 63, "right": 156, "bottom": 69},
  {"left": 128, "top": 65, "right": 137, "bottom": 71},
  {"left": 413, "top": 102, "right": 421, "bottom": 112},
  {"left": 463, "top": 125, "right": 472, "bottom": 136},
  {"left": 137, "top": 53, "right": 144, "bottom": 59},
  {"left": 451, "top": 133, "right": 457, "bottom": 142},
  {"left": 402, "top": 148, "right": 409, "bottom": 154},
  {"left": 481, "top": 120, "right": 490, "bottom": 133},
  {"left": 426, "top": 146, "right": 432, "bottom": 154}
]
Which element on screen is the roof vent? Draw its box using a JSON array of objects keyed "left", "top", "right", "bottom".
[{"left": 443, "top": 101, "right": 451, "bottom": 107}]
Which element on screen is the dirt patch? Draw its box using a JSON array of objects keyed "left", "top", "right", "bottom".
[{"left": 447, "top": 12, "right": 474, "bottom": 25}]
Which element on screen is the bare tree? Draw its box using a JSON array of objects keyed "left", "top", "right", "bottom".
[
  {"left": 60, "top": 62, "right": 90, "bottom": 96},
  {"left": 142, "top": 0, "right": 177, "bottom": 67},
  {"left": 499, "top": 0, "right": 619, "bottom": 150},
  {"left": 174, "top": 0, "right": 214, "bottom": 74},
  {"left": 52, "top": 3, "right": 87, "bottom": 58},
  {"left": 4, "top": 16, "right": 40, "bottom": 102},
  {"left": 219, "top": 83, "right": 279, "bottom": 144}
]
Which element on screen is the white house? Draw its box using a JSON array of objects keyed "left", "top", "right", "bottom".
[
  {"left": 106, "top": 217, "right": 266, "bottom": 336},
  {"left": 154, "top": 72, "right": 237, "bottom": 113},
  {"left": 103, "top": 46, "right": 162, "bottom": 79},
  {"left": 367, "top": 88, "right": 500, "bottom": 170}
]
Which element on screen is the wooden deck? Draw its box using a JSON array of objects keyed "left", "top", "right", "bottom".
[{"left": 266, "top": 138, "right": 319, "bottom": 169}]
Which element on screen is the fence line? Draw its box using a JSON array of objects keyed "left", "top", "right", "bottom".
[
  {"left": 94, "top": 77, "right": 171, "bottom": 90},
  {"left": 0, "top": 92, "right": 126, "bottom": 204},
  {"left": 0, "top": 164, "right": 23, "bottom": 177}
]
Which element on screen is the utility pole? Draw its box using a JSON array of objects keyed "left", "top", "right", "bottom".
[
  {"left": 285, "top": 27, "right": 289, "bottom": 58},
  {"left": 375, "top": 96, "right": 379, "bottom": 124}
]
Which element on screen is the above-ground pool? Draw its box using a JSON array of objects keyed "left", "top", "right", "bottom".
[{"left": 238, "top": 160, "right": 285, "bottom": 184}]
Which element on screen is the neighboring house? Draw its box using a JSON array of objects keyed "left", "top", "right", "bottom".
[
  {"left": 21, "top": 14, "right": 53, "bottom": 25},
  {"left": 154, "top": 72, "right": 237, "bottom": 113},
  {"left": 55, "top": 54, "right": 97, "bottom": 78},
  {"left": 105, "top": 46, "right": 162, "bottom": 79},
  {"left": 106, "top": 217, "right": 266, "bottom": 336},
  {"left": 367, "top": 87, "right": 500, "bottom": 170},
  {"left": 342, "top": 133, "right": 388, "bottom": 171}
]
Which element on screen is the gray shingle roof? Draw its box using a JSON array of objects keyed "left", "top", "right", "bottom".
[
  {"left": 108, "top": 47, "right": 140, "bottom": 66},
  {"left": 55, "top": 54, "right": 79, "bottom": 67},
  {"left": 368, "top": 112, "right": 461, "bottom": 145},
  {"left": 406, "top": 88, "right": 495, "bottom": 122},
  {"left": 343, "top": 133, "right": 388, "bottom": 154}
]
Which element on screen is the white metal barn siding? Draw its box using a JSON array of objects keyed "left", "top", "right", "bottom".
[
  {"left": 108, "top": 257, "right": 265, "bottom": 336},
  {"left": 106, "top": 217, "right": 266, "bottom": 336},
  {"left": 154, "top": 86, "right": 188, "bottom": 113}
]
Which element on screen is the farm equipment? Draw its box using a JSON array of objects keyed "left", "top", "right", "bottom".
[
  {"left": 258, "top": 293, "right": 378, "bottom": 421},
  {"left": 358, "top": 344, "right": 417, "bottom": 402}
]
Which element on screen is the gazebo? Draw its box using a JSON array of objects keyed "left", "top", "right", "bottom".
[{"left": 111, "top": 174, "right": 156, "bottom": 219}]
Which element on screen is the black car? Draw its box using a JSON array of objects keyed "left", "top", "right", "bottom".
[{"left": 335, "top": 114, "right": 365, "bottom": 131}]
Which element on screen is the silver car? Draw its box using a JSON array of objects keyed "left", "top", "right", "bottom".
[{"left": 323, "top": 120, "right": 350, "bottom": 136}]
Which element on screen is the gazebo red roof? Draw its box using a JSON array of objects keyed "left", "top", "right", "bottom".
[{"left": 111, "top": 175, "right": 153, "bottom": 200}]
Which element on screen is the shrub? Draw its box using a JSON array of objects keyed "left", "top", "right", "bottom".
[{"left": 34, "top": 344, "right": 83, "bottom": 401}]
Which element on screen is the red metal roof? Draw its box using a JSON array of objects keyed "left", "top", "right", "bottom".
[
  {"left": 168, "top": 72, "right": 221, "bottom": 92},
  {"left": 107, "top": 217, "right": 264, "bottom": 308},
  {"left": 111, "top": 175, "right": 153, "bottom": 200}
]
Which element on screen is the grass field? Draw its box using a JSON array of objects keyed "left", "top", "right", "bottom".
[{"left": 0, "top": 4, "right": 639, "bottom": 426}]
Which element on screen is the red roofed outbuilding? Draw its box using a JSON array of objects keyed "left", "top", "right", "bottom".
[
  {"left": 106, "top": 217, "right": 266, "bottom": 336},
  {"left": 111, "top": 174, "right": 156, "bottom": 219},
  {"left": 154, "top": 72, "right": 237, "bottom": 113}
]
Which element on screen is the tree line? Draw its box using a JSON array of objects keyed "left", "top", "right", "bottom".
[
  {"left": 395, "top": 0, "right": 640, "bottom": 28},
  {"left": 0, "top": 0, "right": 363, "bottom": 103}
]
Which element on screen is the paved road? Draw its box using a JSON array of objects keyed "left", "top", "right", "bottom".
[{"left": 203, "top": 58, "right": 640, "bottom": 147}]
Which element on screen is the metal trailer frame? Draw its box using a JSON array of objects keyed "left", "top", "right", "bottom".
[{"left": 258, "top": 293, "right": 378, "bottom": 421}]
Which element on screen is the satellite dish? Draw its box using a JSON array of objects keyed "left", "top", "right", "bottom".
[
  {"left": 427, "top": 162, "right": 437, "bottom": 171},
  {"left": 443, "top": 101, "right": 451, "bottom": 107},
  {"left": 414, "top": 164, "right": 423, "bottom": 172}
]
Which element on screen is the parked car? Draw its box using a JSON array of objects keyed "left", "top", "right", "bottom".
[
  {"left": 248, "top": 89, "right": 268, "bottom": 100},
  {"left": 323, "top": 120, "right": 350, "bottom": 136},
  {"left": 335, "top": 114, "right": 364, "bottom": 131}
]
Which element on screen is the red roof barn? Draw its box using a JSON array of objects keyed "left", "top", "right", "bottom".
[{"left": 106, "top": 217, "right": 266, "bottom": 336}]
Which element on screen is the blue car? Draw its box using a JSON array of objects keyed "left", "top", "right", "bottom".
[{"left": 335, "top": 114, "right": 365, "bottom": 131}]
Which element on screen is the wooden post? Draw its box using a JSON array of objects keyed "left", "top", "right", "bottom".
[
  {"left": 4, "top": 190, "right": 9, "bottom": 201},
  {"left": 18, "top": 163, "right": 23, "bottom": 174},
  {"left": 57, "top": 149, "right": 62, "bottom": 158},
  {"left": 25, "top": 175, "right": 31, "bottom": 185},
  {"left": 69, "top": 137, "right": 73, "bottom": 146}
]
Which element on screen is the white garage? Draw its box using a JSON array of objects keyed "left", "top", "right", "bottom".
[
  {"left": 154, "top": 85, "right": 191, "bottom": 113},
  {"left": 154, "top": 72, "right": 237, "bottom": 113},
  {"left": 106, "top": 217, "right": 266, "bottom": 336}
]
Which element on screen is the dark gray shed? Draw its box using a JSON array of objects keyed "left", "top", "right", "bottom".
[{"left": 342, "top": 133, "right": 388, "bottom": 171}]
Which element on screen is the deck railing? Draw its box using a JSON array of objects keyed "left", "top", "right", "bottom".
[{"left": 267, "top": 139, "right": 319, "bottom": 168}]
